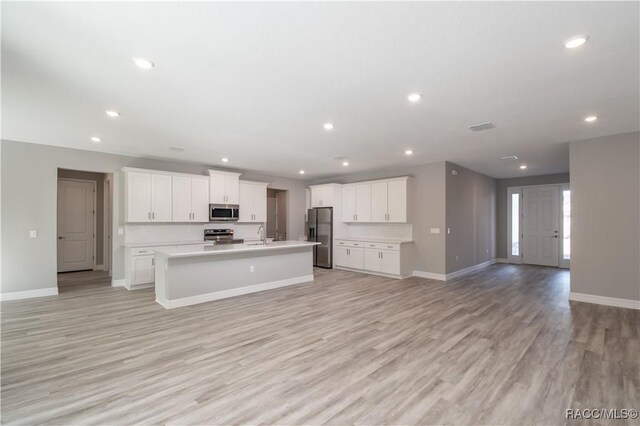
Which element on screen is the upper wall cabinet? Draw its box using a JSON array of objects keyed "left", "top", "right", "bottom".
[
  {"left": 371, "top": 177, "right": 410, "bottom": 223},
  {"left": 238, "top": 180, "right": 268, "bottom": 223},
  {"left": 342, "top": 183, "right": 372, "bottom": 222},
  {"left": 124, "top": 168, "right": 209, "bottom": 223},
  {"left": 305, "top": 188, "right": 311, "bottom": 222},
  {"left": 172, "top": 175, "right": 210, "bottom": 222},
  {"left": 209, "top": 170, "right": 241, "bottom": 205},
  {"left": 310, "top": 184, "right": 341, "bottom": 208},
  {"left": 124, "top": 169, "right": 173, "bottom": 222}
]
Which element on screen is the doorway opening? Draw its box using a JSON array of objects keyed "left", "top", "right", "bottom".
[
  {"left": 507, "top": 183, "right": 570, "bottom": 268},
  {"left": 57, "top": 169, "right": 113, "bottom": 291},
  {"left": 266, "top": 189, "right": 288, "bottom": 241}
]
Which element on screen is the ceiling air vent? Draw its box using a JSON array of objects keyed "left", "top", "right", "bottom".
[
  {"left": 468, "top": 122, "right": 495, "bottom": 132},
  {"left": 169, "top": 147, "right": 185, "bottom": 152},
  {"left": 500, "top": 155, "right": 518, "bottom": 160}
]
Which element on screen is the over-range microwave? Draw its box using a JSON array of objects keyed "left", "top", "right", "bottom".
[{"left": 209, "top": 204, "right": 240, "bottom": 222}]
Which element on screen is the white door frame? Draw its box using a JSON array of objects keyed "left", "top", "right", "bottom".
[
  {"left": 57, "top": 178, "right": 97, "bottom": 272},
  {"left": 507, "top": 183, "right": 569, "bottom": 268},
  {"left": 103, "top": 175, "right": 112, "bottom": 273}
]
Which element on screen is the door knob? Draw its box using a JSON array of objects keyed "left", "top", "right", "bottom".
[{"left": 58, "top": 236, "right": 65, "bottom": 240}]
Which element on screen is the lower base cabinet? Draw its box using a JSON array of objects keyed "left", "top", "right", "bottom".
[{"left": 335, "top": 239, "right": 411, "bottom": 278}]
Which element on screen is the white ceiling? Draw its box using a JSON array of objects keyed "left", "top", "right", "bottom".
[{"left": 2, "top": 2, "right": 638, "bottom": 179}]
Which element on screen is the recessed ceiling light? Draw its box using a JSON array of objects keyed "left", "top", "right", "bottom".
[
  {"left": 564, "top": 35, "right": 588, "bottom": 49},
  {"left": 323, "top": 123, "right": 334, "bottom": 131},
  {"left": 133, "top": 58, "right": 154, "bottom": 70},
  {"left": 342, "top": 161, "right": 349, "bottom": 167},
  {"left": 584, "top": 115, "right": 598, "bottom": 122},
  {"left": 105, "top": 110, "right": 120, "bottom": 118},
  {"left": 407, "top": 93, "right": 421, "bottom": 102},
  {"left": 90, "top": 137, "right": 101, "bottom": 143},
  {"left": 520, "top": 164, "right": 528, "bottom": 170},
  {"left": 404, "top": 149, "right": 413, "bottom": 156},
  {"left": 221, "top": 157, "right": 229, "bottom": 163},
  {"left": 299, "top": 170, "right": 305, "bottom": 175}
]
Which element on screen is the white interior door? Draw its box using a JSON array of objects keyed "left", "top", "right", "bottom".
[
  {"left": 523, "top": 185, "right": 559, "bottom": 266},
  {"left": 57, "top": 179, "right": 95, "bottom": 272}
]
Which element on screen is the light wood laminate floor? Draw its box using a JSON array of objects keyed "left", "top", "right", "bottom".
[{"left": 1, "top": 265, "right": 638, "bottom": 425}]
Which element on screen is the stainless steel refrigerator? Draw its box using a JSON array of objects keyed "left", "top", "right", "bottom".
[{"left": 307, "top": 207, "right": 333, "bottom": 268}]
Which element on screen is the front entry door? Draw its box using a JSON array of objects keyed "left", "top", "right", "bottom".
[
  {"left": 523, "top": 185, "right": 559, "bottom": 266},
  {"left": 57, "top": 179, "right": 95, "bottom": 272}
]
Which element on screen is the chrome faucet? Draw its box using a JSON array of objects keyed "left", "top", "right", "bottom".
[{"left": 258, "top": 225, "right": 266, "bottom": 245}]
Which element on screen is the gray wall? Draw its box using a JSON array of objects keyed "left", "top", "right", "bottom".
[
  {"left": 495, "top": 173, "right": 570, "bottom": 259},
  {"left": 1, "top": 139, "right": 306, "bottom": 294},
  {"left": 57, "top": 169, "right": 106, "bottom": 265},
  {"left": 570, "top": 132, "right": 640, "bottom": 301},
  {"left": 309, "top": 162, "right": 448, "bottom": 275},
  {"left": 445, "top": 162, "right": 497, "bottom": 273}
]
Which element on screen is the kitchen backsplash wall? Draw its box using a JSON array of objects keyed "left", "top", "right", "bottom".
[
  {"left": 124, "top": 222, "right": 266, "bottom": 244},
  {"left": 344, "top": 223, "right": 413, "bottom": 241}
]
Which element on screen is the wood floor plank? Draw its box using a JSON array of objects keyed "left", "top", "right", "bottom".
[{"left": 1, "top": 265, "right": 638, "bottom": 425}]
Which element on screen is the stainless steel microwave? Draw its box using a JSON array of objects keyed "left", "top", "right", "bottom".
[{"left": 209, "top": 204, "right": 240, "bottom": 222}]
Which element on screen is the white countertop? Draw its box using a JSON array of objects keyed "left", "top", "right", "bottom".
[
  {"left": 335, "top": 237, "right": 414, "bottom": 244},
  {"left": 155, "top": 240, "right": 320, "bottom": 258},
  {"left": 124, "top": 240, "right": 207, "bottom": 248}
]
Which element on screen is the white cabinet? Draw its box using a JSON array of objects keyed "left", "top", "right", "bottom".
[
  {"left": 310, "top": 184, "right": 340, "bottom": 207},
  {"left": 370, "top": 178, "right": 409, "bottom": 223},
  {"left": 239, "top": 181, "right": 268, "bottom": 222},
  {"left": 125, "top": 170, "right": 173, "bottom": 222},
  {"left": 132, "top": 255, "right": 155, "bottom": 286},
  {"left": 209, "top": 170, "right": 241, "bottom": 204},
  {"left": 172, "top": 176, "right": 209, "bottom": 222},
  {"left": 342, "top": 183, "right": 371, "bottom": 222},
  {"left": 336, "top": 239, "right": 411, "bottom": 278},
  {"left": 305, "top": 189, "right": 311, "bottom": 222},
  {"left": 334, "top": 244, "right": 365, "bottom": 269}
]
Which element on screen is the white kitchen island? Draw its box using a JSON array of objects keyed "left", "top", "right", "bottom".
[{"left": 154, "top": 241, "right": 319, "bottom": 309}]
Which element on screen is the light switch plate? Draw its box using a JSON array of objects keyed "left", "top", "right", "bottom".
[
  {"left": 430, "top": 228, "right": 440, "bottom": 234},
  {"left": 29, "top": 230, "right": 37, "bottom": 238},
  {"left": 118, "top": 227, "right": 124, "bottom": 236}
]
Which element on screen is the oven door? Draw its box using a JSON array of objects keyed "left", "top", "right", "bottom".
[{"left": 209, "top": 204, "right": 239, "bottom": 222}]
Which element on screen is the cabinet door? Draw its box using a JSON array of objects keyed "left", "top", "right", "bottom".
[
  {"left": 238, "top": 182, "right": 254, "bottom": 222},
  {"left": 209, "top": 173, "right": 226, "bottom": 204},
  {"left": 334, "top": 246, "right": 350, "bottom": 267},
  {"left": 349, "top": 247, "right": 365, "bottom": 270},
  {"left": 322, "top": 186, "right": 334, "bottom": 207},
  {"left": 191, "top": 178, "right": 210, "bottom": 222},
  {"left": 127, "top": 172, "right": 152, "bottom": 222},
  {"left": 364, "top": 248, "right": 381, "bottom": 272},
  {"left": 380, "top": 250, "right": 401, "bottom": 275},
  {"left": 172, "top": 176, "right": 192, "bottom": 222},
  {"left": 355, "top": 183, "right": 372, "bottom": 222},
  {"left": 370, "top": 181, "right": 388, "bottom": 222},
  {"left": 305, "top": 189, "right": 311, "bottom": 221},
  {"left": 311, "top": 187, "right": 323, "bottom": 208},
  {"left": 132, "top": 255, "right": 154, "bottom": 285},
  {"left": 387, "top": 180, "right": 407, "bottom": 223},
  {"left": 224, "top": 174, "right": 240, "bottom": 204},
  {"left": 342, "top": 185, "right": 357, "bottom": 222},
  {"left": 151, "top": 174, "right": 173, "bottom": 222},
  {"left": 253, "top": 185, "right": 267, "bottom": 222}
]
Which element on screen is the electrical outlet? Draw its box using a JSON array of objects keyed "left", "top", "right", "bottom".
[
  {"left": 250, "top": 265, "right": 255, "bottom": 272},
  {"left": 447, "top": 228, "right": 451, "bottom": 234},
  {"left": 430, "top": 228, "right": 440, "bottom": 234},
  {"left": 456, "top": 255, "right": 459, "bottom": 262},
  {"left": 29, "top": 230, "right": 37, "bottom": 238},
  {"left": 118, "top": 227, "right": 124, "bottom": 236}
]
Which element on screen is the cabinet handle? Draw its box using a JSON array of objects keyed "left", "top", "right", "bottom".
[
  {"left": 152, "top": 212, "right": 155, "bottom": 220},
  {"left": 381, "top": 252, "right": 384, "bottom": 259},
  {"left": 151, "top": 258, "right": 154, "bottom": 266},
  {"left": 355, "top": 214, "right": 357, "bottom": 221}
]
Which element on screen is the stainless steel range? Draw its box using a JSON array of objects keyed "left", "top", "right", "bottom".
[{"left": 204, "top": 229, "right": 244, "bottom": 245}]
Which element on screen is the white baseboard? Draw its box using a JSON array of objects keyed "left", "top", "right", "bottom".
[
  {"left": 156, "top": 274, "right": 314, "bottom": 309},
  {"left": 412, "top": 270, "right": 447, "bottom": 281},
  {"left": 569, "top": 292, "right": 640, "bottom": 310},
  {"left": 496, "top": 258, "right": 509, "bottom": 264},
  {"left": 0, "top": 287, "right": 59, "bottom": 301},
  {"left": 111, "top": 279, "right": 126, "bottom": 288},
  {"left": 335, "top": 266, "right": 404, "bottom": 280},
  {"left": 94, "top": 264, "right": 105, "bottom": 271},
  {"left": 445, "top": 259, "right": 496, "bottom": 281}
]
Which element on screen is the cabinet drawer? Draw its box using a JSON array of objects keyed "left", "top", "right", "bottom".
[
  {"left": 336, "top": 240, "right": 364, "bottom": 248},
  {"left": 363, "top": 242, "right": 400, "bottom": 250},
  {"left": 131, "top": 247, "right": 155, "bottom": 256}
]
